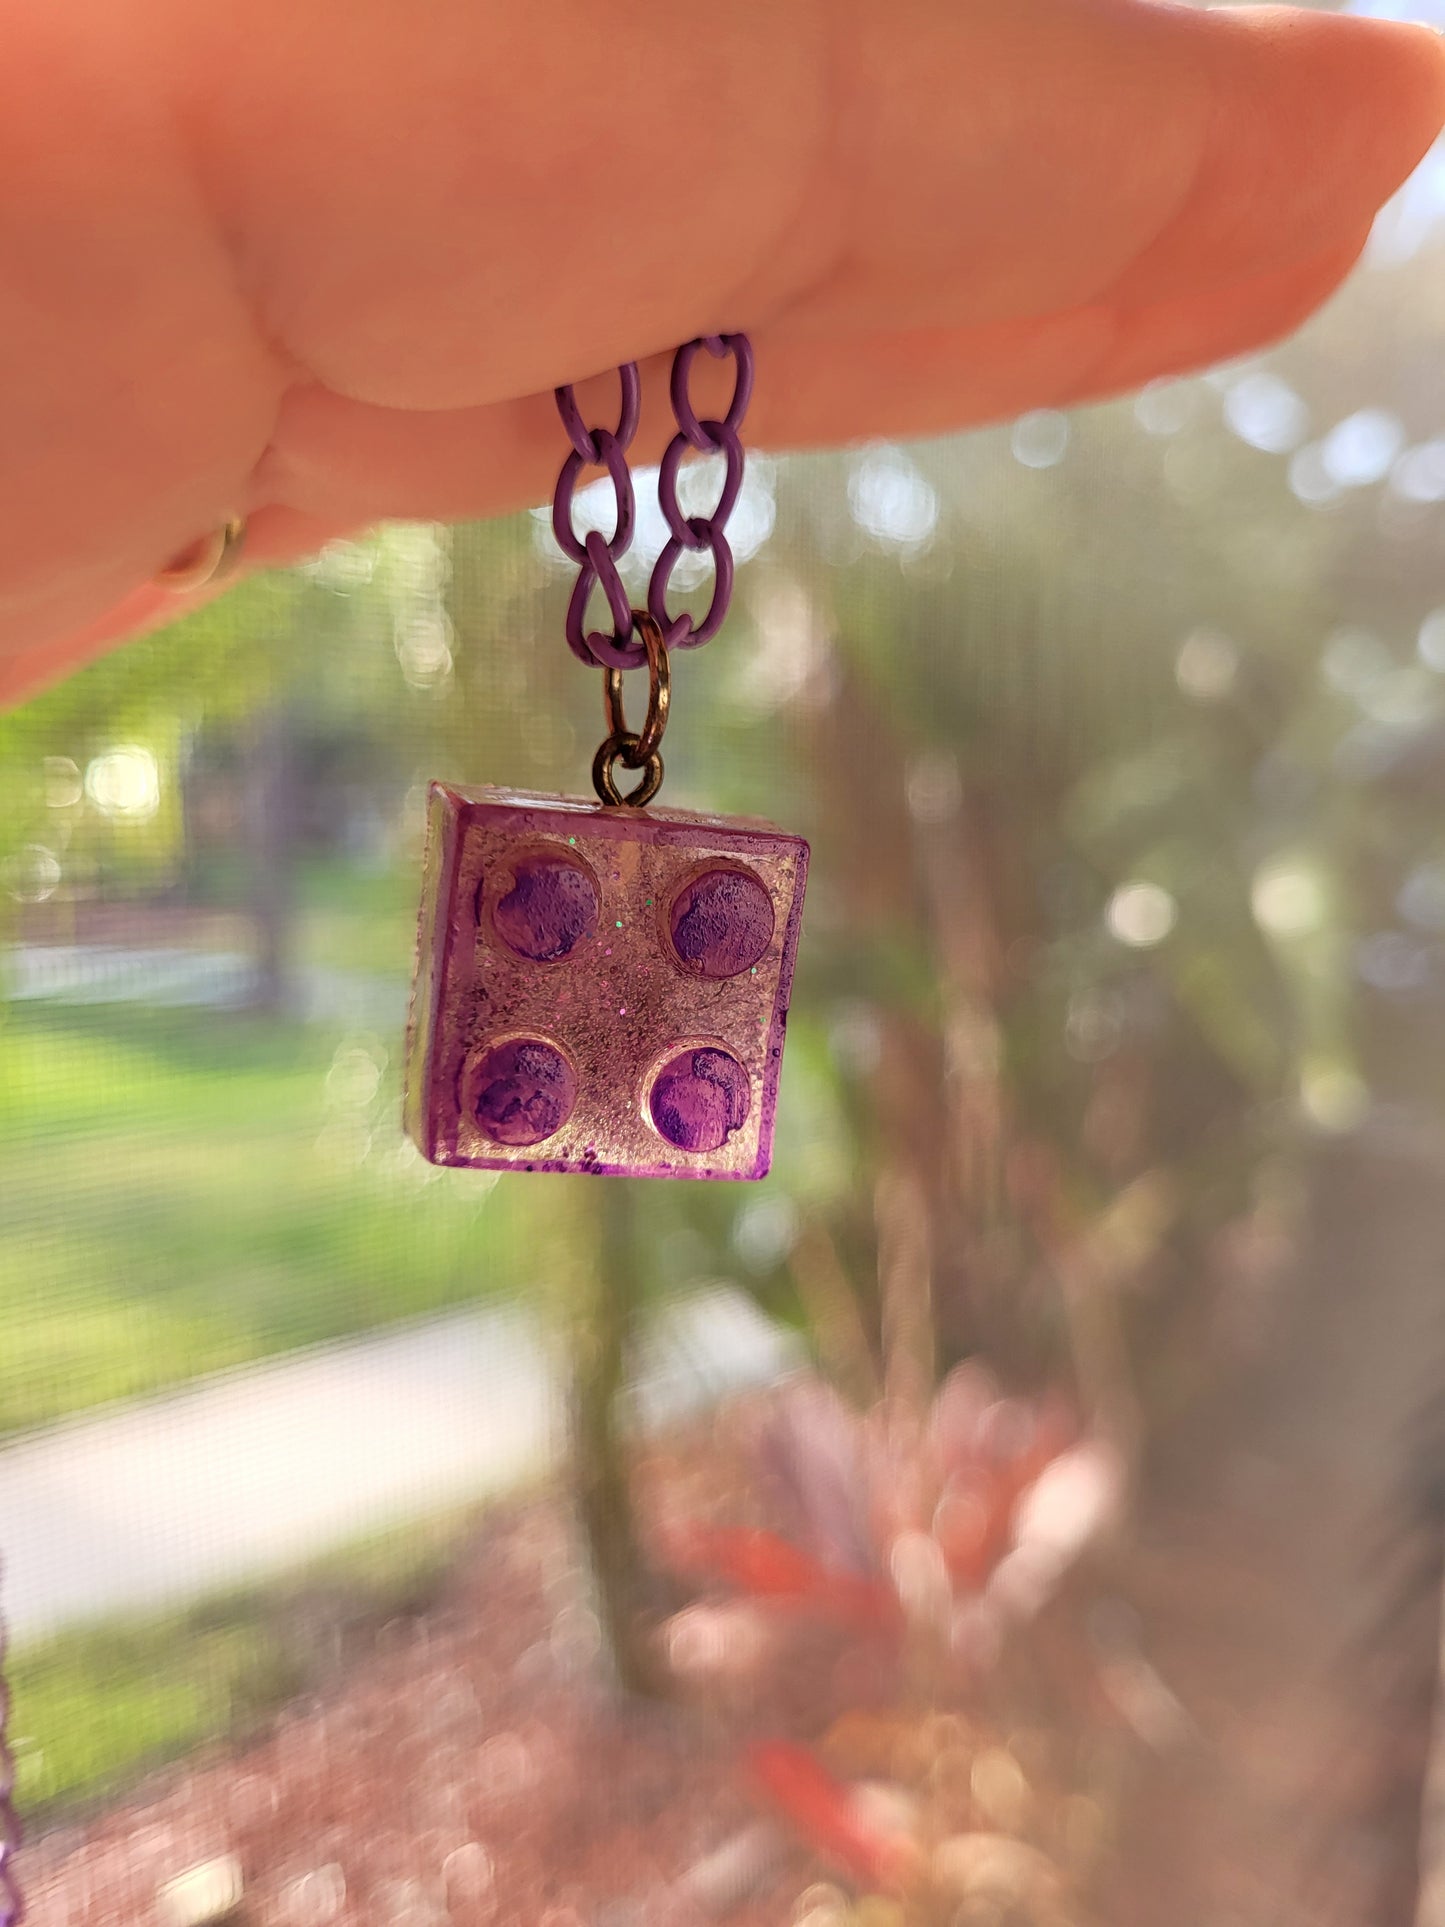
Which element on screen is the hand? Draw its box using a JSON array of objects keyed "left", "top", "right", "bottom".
[{"left": 2, "top": 0, "right": 1442, "bottom": 705}]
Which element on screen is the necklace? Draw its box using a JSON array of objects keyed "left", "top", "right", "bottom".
[
  {"left": 0, "top": 1598, "right": 16, "bottom": 1925},
  {"left": 0, "top": 336, "right": 807, "bottom": 1924},
  {"left": 403, "top": 336, "right": 809, "bottom": 1179}
]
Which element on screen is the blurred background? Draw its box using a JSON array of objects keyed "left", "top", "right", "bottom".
[{"left": 8, "top": 6, "right": 1445, "bottom": 1921}]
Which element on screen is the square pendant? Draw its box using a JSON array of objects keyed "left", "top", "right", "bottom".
[{"left": 404, "top": 785, "right": 809, "bottom": 1180}]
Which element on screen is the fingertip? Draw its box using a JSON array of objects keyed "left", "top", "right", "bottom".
[
  {"left": 1110, "top": 0, "right": 1445, "bottom": 305},
  {"left": 1227, "top": 4, "right": 1445, "bottom": 209},
  {"left": 1254, "top": 5, "right": 1445, "bottom": 161}
]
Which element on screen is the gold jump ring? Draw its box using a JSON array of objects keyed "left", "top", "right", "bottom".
[
  {"left": 592, "top": 730, "right": 664, "bottom": 808},
  {"left": 601, "top": 610, "right": 670, "bottom": 767},
  {"left": 156, "top": 516, "right": 248, "bottom": 593}
]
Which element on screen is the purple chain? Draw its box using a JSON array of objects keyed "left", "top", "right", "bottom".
[
  {"left": 553, "top": 335, "right": 753, "bottom": 670},
  {"left": 0, "top": 1577, "right": 21, "bottom": 1926}
]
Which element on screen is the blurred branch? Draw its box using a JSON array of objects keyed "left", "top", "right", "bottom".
[
  {"left": 789, "top": 1219, "right": 881, "bottom": 1411},
  {"left": 1017, "top": 1153, "right": 1172, "bottom": 1479},
  {"left": 876, "top": 1166, "right": 934, "bottom": 1422}
]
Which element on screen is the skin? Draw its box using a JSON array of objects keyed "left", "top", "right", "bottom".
[{"left": 0, "top": 0, "right": 1443, "bottom": 708}]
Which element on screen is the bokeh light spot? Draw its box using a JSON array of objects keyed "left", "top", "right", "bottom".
[
  {"left": 848, "top": 447, "right": 939, "bottom": 551},
  {"left": 1252, "top": 862, "right": 1327, "bottom": 937},
  {"left": 85, "top": 745, "right": 160, "bottom": 821},
  {"left": 1223, "top": 372, "right": 1309, "bottom": 454},
  {"left": 1320, "top": 408, "right": 1405, "bottom": 488},
  {"left": 1011, "top": 410, "right": 1070, "bottom": 469},
  {"left": 1105, "top": 882, "right": 1177, "bottom": 948},
  {"left": 1175, "top": 627, "right": 1239, "bottom": 701}
]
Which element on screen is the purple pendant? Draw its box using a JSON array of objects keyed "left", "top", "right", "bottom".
[{"left": 405, "top": 786, "right": 809, "bottom": 1180}]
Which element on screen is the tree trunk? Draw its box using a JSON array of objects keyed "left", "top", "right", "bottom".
[
  {"left": 1103, "top": 1138, "right": 1445, "bottom": 1925},
  {"left": 241, "top": 705, "right": 298, "bottom": 1015},
  {"left": 571, "top": 1181, "right": 662, "bottom": 1698}
]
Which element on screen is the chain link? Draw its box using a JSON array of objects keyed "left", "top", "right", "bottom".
[
  {"left": 0, "top": 1568, "right": 23, "bottom": 1925},
  {"left": 553, "top": 334, "right": 753, "bottom": 671},
  {"left": 556, "top": 361, "right": 641, "bottom": 463}
]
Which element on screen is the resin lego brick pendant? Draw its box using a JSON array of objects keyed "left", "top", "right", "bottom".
[{"left": 404, "top": 785, "right": 809, "bottom": 1180}]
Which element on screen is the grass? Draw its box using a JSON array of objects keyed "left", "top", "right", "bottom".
[
  {"left": 0, "top": 995, "right": 546, "bottom": 1434},
  {"left": 0, "top": 869, "right": 582, "bottom": 1818},
  {"left": 10, "top": 1504, "right": 477, "bottom": 1817},
  {"left": 290, "top": 857, "right": 421, "bottom": 977}
]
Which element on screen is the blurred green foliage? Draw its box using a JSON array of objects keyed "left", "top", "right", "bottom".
[
  {"left": 0, "top": 1000, "right": 529, "bottom": 1430},
  {"left": 11, "top": 1500, "right": 474, "bottom": 1814}
]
